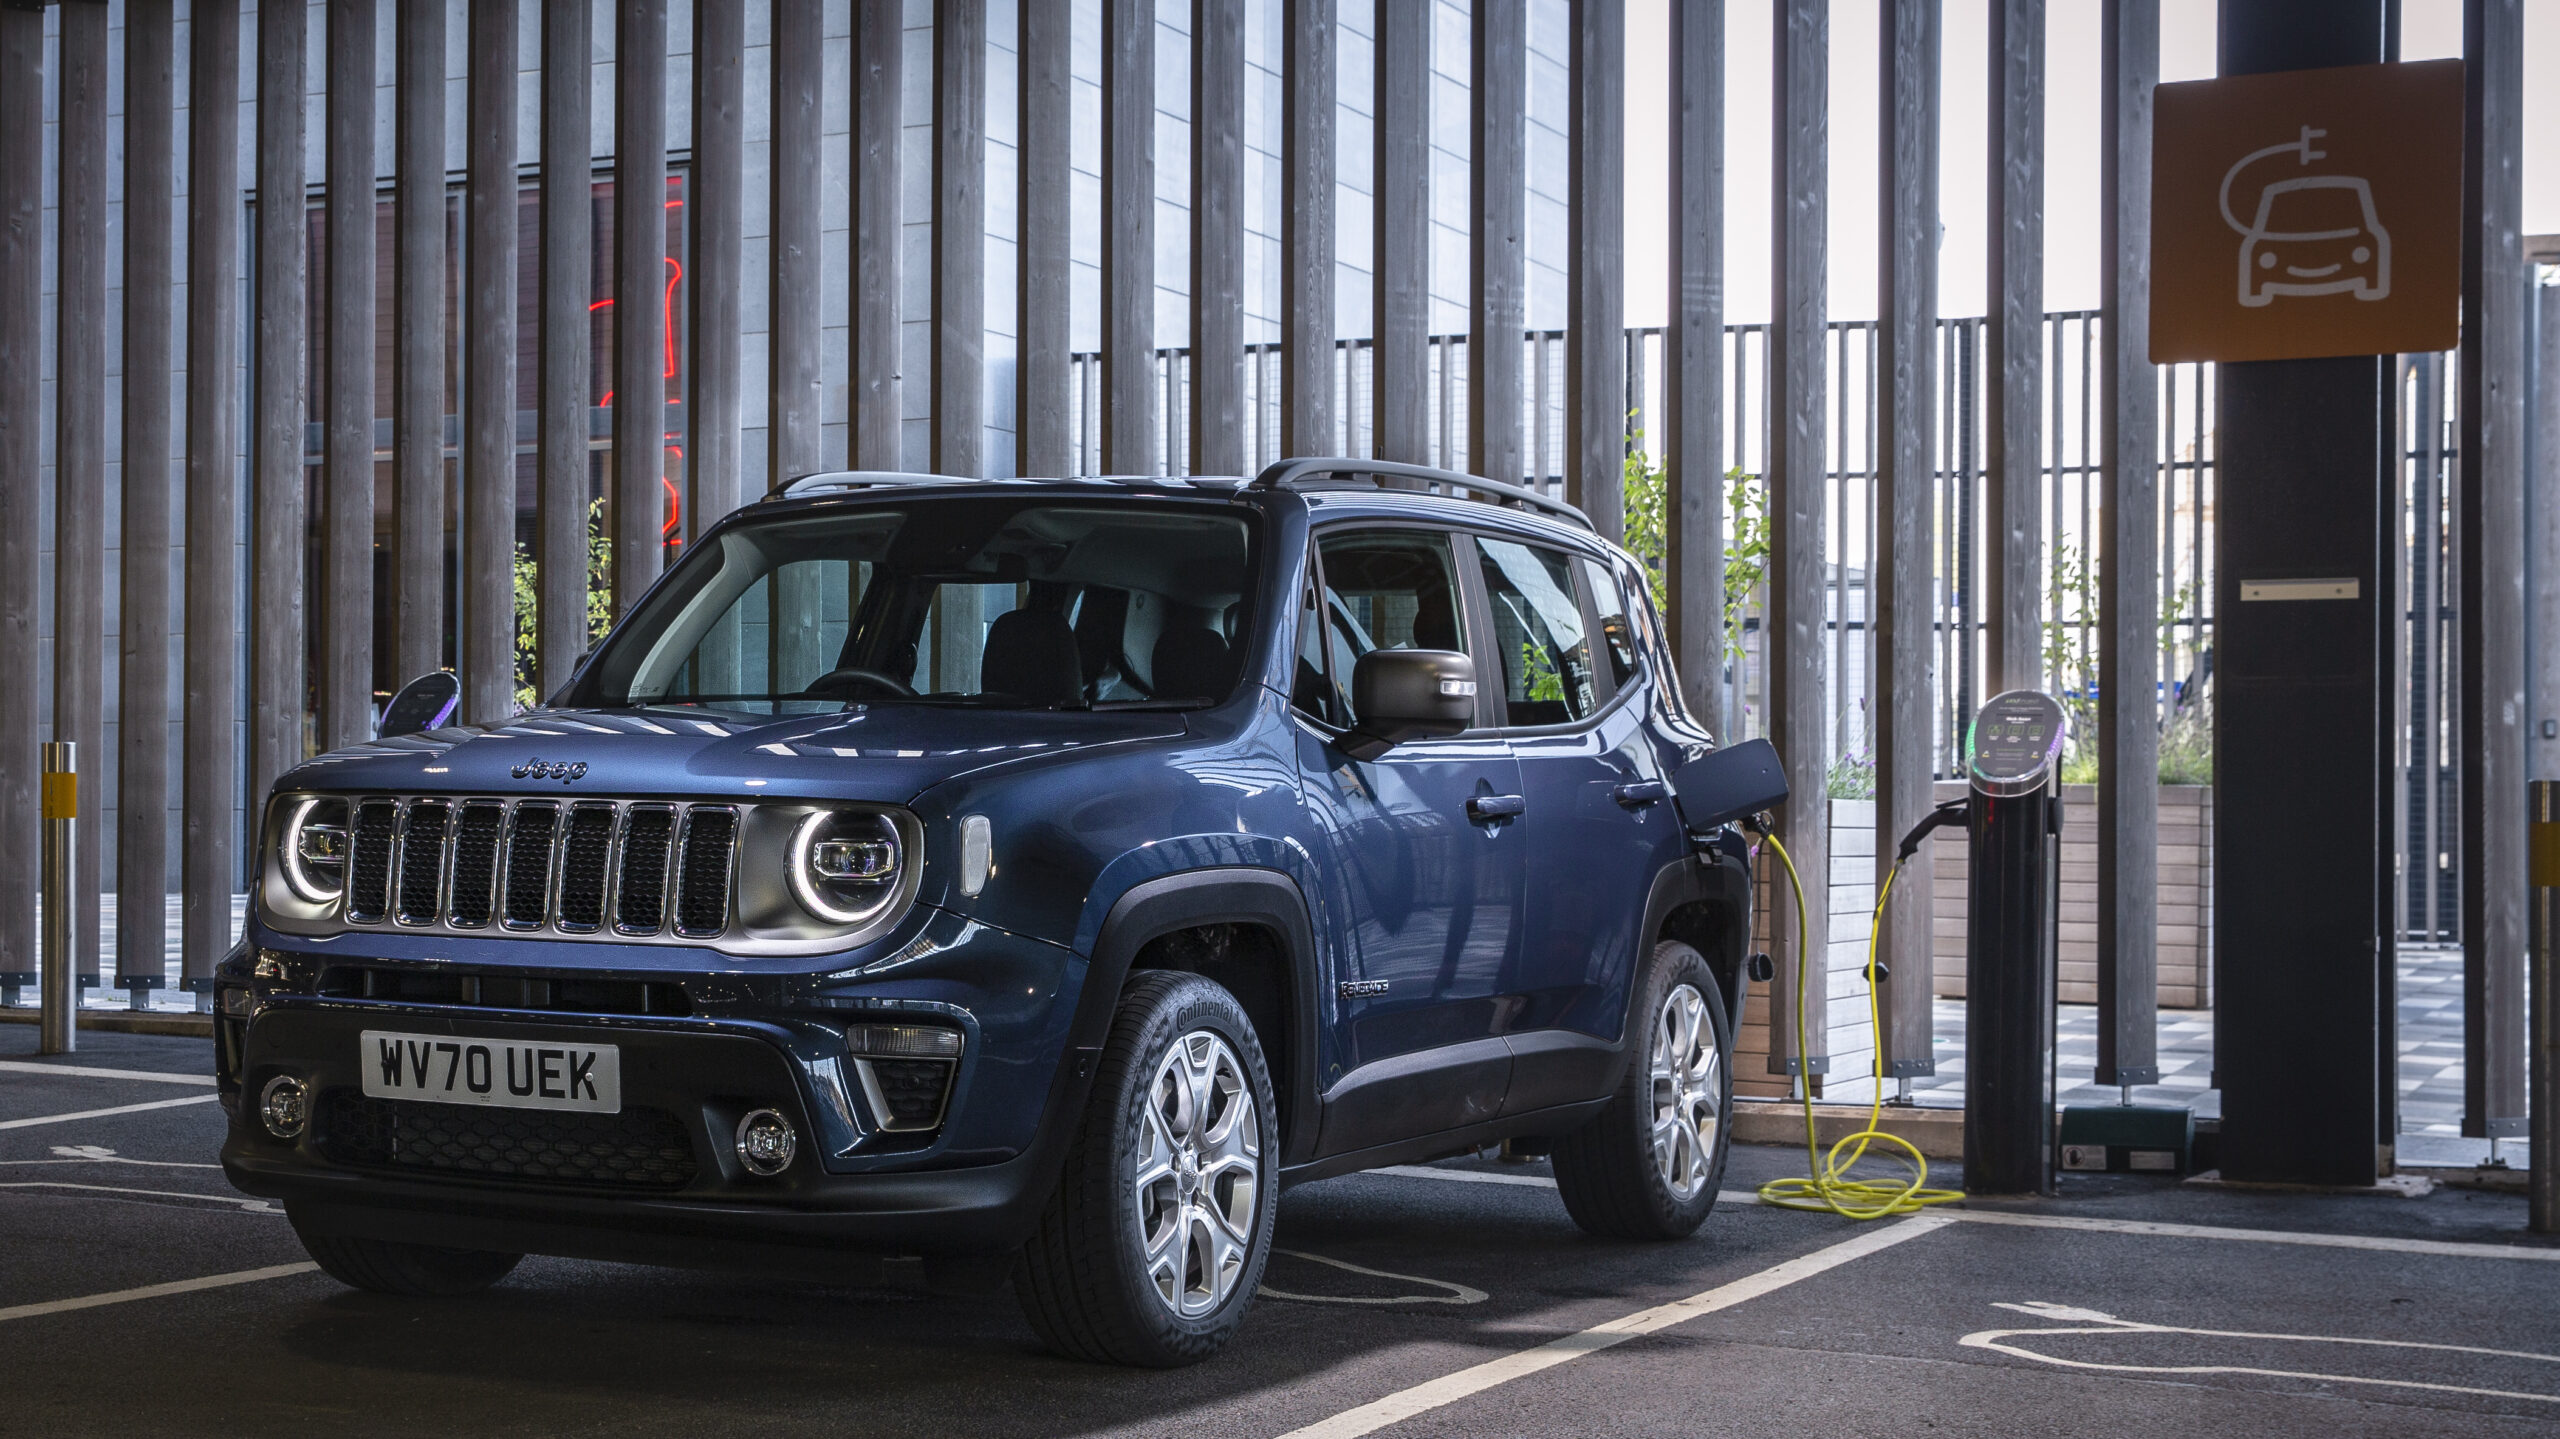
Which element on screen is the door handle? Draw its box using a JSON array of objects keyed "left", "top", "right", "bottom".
[
  {"left": 1467, "top": 794, "right": 1527, "bottom": 822},
  {"left": 1613, "top": 780, "right": 1671, "bottom": 808}
]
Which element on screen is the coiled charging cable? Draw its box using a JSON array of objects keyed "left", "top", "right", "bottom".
[{"left": 1749, "top": 811, "right": 1965, "bottom": 1220}]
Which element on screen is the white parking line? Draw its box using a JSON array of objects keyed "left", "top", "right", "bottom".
[
  {"left": 0, "top": 1181, "right": 277, "bottom": 1214},
  {"left": 1274, "top": 1215, "right": 1953, "bottom": 1439},
  {"left": 0, "top": 1263, "right": 318, "bottom": 1326},
  {"left": 0, "top": 1061, "right": 215, "bottom": 1087},
  {"left": 0, "top": 1095, "right": 222, "bottom": 1131}
]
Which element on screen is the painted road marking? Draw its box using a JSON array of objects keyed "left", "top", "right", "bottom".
[
  {"left": 1261, "top": 1250, "right": 1489, "bottom": 1307},
  {"left": 0, "top": 1181, "right": 277, "bottom": 1214},
  {"left": 0, "top": 1095, "right": 222, "bottom": 1131},
  {"left": 1370, "top": 1164, "right": 1559, "bottom": 1190},
  {"left": 1962, "top": 1299, "right": 2560, "bottom": 1406},
  {"left": 0, "top": 1264, "right": 318, "bottom": 1326},
  {"left": 0, "top": 1060, "right": 214, "bottom": 1087},
  {"left": 1274, "top": 1215, "right": 1954, "bottom": 1439}
]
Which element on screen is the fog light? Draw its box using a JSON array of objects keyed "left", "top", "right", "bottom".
[
  {"left": 259, "top": 1075, "right": 309, "bottom": 1140},
  {"left": 735, "top": 1109, "right": 798, "bottom": 1176}
]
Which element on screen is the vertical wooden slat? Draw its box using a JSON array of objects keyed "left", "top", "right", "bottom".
[
  {"left": 253, "top": 0, "right": 308, "bottom": 803},
  {"left": 0, "top": 3, "right": 39, "bottom": 995},
  {"left": 2459, "top": 0, "right": 2528, "bottom": 1139},
  {"left": 1018, "top": 0, "right": 1071, "bottom": 474},
  {"left": 614, "top": 0, "right": 670, "bottom": 616},
  {"left": 1468, "top": 0, "right": 1522, "bottom": 486},
  {"left": 769, "top": 0, "right": 823, "bottom": 487},
  {"left": 1282, "top": 0, "right": 1334, "bottom": 459},
  {"left": 1102, "top": 0, "right": 1154, "bottom": 473},
  {"left": 184, "top": 0, "right": 244, "bottom": 1001},
  {"left": 1191, "top": 0, "right": 1244, "bottom": 476},
  {"left": 464, "top": 0, "right": 519, "bottom": 724},
  {"left": 539, "top": 0, "right": 593, "bottom": 692},
  {"left": 57, "top": 0, "right": 111, "bottom": 986},
  {"left": 2097, "top": 0, "right": 2160, "bottom": 1089},
  {"left": 2536, "top": 278, "right": 2560, "bottom": 786},
  {"left": 322, "top": 0, "right": 378, "bottom": 742},
  {"left": 853, "top": 0, "right": 903, "bottom": 471},
  {"left": 1876, "top": 0, "right": 1939, "bottom": 1082},
  {"left": 934, "top": 0, "right": 987, "bottom": 480},
  {"left": 691, "top": 0, "right": 746, "bottom": 526},
  {"left": 1566, "top": 0, "right": 1623, "bottom": 537},
  {"left": 1370, "top": 0, "right": 1426, "bottom": 468},
  {"left": 1984, "top": 0, "right": 2042, "bottom": 695},
  {"left": 118, "top": 0, "right": 176, "bottom": 998},
  {"left": 1666, "top": 0, "right": 1724, "bottom": 733},
  {"left": 1767, "top": 0, "right": 1829, "bottom": 1083},
  {"left": 395, "top": 0, "right": 448, "bottom": 681}
]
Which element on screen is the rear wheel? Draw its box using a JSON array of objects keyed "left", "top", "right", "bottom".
[
  {"left": 1015, "top": 971, "right": 1278, "bottom": 1367},
  {"left": 290, "top": 1220, "right": 522, "bottom": 1297},
  {"left": 1552, "top": 939, "right": 1733, "bottom": 1240}
]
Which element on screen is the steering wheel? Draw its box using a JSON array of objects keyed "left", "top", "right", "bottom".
[{"left": 803, "top": 667, "right": 917, "bottom": 700}]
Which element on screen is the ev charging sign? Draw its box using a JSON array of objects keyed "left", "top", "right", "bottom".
[{"left": 2150, "top": 60, "right": 2462, "bottom": 365}]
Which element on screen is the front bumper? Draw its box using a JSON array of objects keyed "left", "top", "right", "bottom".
[{"left": 219, "top": 904, "right": 1099, "bottom": 1261}]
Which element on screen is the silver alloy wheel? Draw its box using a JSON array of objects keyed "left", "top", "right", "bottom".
[
  {"left": 1131, "top": 1029, "right": 1262, "bottom": 1319},
  {"left": 1649, "top": 982, "right": 1722, "bottom": 1201}
]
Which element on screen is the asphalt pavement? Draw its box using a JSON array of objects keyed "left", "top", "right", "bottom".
[{"left": 2, "top": 1026, "right": 2555, "bottom": 1439}]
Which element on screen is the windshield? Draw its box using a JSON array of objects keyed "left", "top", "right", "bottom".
[{"left": 567, "top": 497, "right": 1260, "bottom": 715}]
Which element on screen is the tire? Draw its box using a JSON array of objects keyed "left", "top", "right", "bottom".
[
  {"left": 290, "top": 1219, "right": 523, "bottom": 1297},
  {"left": 1552, "top": 939, "right": 1734, "bottom": 1241},
  {"left": 1015, "top": 971, "right": 1279, "bottom": 1367}
]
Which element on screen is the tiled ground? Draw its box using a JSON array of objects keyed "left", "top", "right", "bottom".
[{"left": 1815, "top": 947, "right": 2491, "bottom": 1147}]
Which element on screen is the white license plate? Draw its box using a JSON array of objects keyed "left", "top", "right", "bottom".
[{"left": 359, "top": 1030, "right": 621, "bottom": 1114}]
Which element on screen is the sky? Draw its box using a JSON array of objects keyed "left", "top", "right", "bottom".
[{"left": 1617, "top": 0, "right": 2560, "bottom": 326}]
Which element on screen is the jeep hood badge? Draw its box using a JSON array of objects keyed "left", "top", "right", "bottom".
[{"left": 511, "top": 759, "right": 588, "bottom": 783}]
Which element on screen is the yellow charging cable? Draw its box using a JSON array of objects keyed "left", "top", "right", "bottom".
[{"left": 1750, "top": 828, "right": 1964, "bottom": 1219}]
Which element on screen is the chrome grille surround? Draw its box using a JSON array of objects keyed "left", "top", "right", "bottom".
[{"left": 326, "top": 796, "right": 740, "bottom": 942}]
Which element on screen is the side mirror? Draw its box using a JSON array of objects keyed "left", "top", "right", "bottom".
[
  {"left": 378, "top": 671, "right": 461, "bottom": 739},
  {"left": 1340, "top": 649, "right": 1476, "bottom": 762}
]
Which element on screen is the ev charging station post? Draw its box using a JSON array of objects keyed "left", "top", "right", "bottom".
[{"left": 1959, "top": 692, "right": 2068, "bottom": 1197}]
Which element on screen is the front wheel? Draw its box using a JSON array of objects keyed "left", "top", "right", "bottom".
[
  {"left": 1015, "top": 971, "right": 1279, "bottom": 1367},
  {"left": 1552, "top": 939, "right": 1733, "bottom": 1240}
]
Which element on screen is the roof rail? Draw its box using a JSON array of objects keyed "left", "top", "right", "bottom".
[
  {"left": 1245, "top": 457, "right": 1592, "bottom": 530},
  {"left": 778, "top": 470, "right": 983, "bottom": 496}
]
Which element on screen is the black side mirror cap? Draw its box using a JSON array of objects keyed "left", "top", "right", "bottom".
[
  {"left": 1340, "top": 649, "right": 1477, "bottom": 762},
  {"left": 378, "top": 671, "right": 461, "bottom": 739},
  {"left": 1667, "top": 736, "right": 1790, "bottom": 833}
]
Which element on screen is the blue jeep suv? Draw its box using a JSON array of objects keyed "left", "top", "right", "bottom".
[{"left": 218, "top": 458, "right": 1774, "bottom": 1366}]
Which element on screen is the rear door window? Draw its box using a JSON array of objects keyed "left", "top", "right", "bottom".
[
  {"left": 1475, "top": 538, "right": 1598, "bottom": 728},
  {"left": 1579, "top": 556, "right": 1641, "bottom": 690}
]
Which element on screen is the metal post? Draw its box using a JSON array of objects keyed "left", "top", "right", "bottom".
[
  {"left": 40, "top": 744, "right": 76, "bottom": 1054},
  {"left": 2530, "top": 781, "right": 2555, "bottom": 1231}
]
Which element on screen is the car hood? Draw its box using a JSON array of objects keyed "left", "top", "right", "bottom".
[{"left": 272, "top": 704, "right": 1192, "bottom": 807}]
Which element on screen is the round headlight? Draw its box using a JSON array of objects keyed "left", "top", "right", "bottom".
[
  {"left": 788, "top": 810, "right": 904, "bottom": 925},
  {"left": 279, "top": 797, "right": 350, "bottom": 904}
]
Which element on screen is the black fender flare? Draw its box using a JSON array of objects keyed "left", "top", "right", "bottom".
[
  {"left": 1601, "top": 844, "right": 1753, "bottom": 1095},
  {"left": 1071, "top": 868, "right": 1325, "bottom": 1168}
]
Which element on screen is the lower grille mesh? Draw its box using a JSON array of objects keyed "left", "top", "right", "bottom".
[{"left": 317, "top": 1091, "right": 697, "bottom": 1190}]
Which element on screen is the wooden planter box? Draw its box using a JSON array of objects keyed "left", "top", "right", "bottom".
[{"left": 1920, "top": 782, "right": 2214, "bottom": 1009}]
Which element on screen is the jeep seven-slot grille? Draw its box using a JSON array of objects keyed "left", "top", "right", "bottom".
[{"left": 342, "top": 797, "right": 737, "bottom": 940}]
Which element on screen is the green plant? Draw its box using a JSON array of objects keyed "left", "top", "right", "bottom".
[
  {"left": 1722, "top": 468, "right": 1768, "bottom": 666},
  {"left": 2042, "top": 544, "right": 2214, "bottom": 786},
  {"left": 1615, "top": 419, "right": 1760, "bottom": 669},
  {"left": 513, "top": 498, "right": 615, "bottom": 710},
  {"left": 1620, "top": 430, "right": 1669, "bottom": 615}
]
